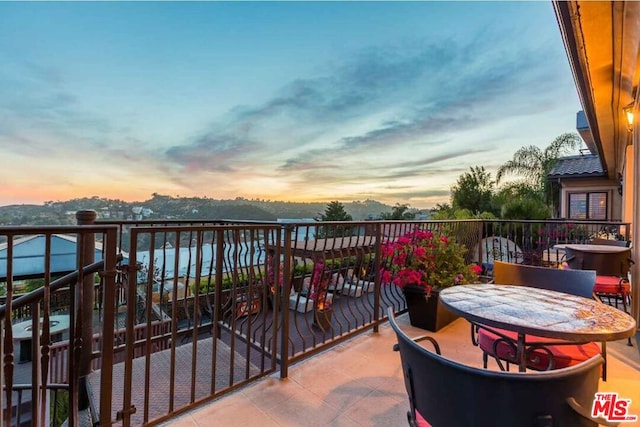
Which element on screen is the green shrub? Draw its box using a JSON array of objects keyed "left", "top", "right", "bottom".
[
  {"left": 191, "top": 270, "right": 259, "bottom": 294},
  {"left": 292, "top": 262, "right": 314, "bottom": 276}
]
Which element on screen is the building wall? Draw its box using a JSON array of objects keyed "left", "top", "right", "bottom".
[{"left": 624, "top": 144, "right": 635, "bottom": 231}]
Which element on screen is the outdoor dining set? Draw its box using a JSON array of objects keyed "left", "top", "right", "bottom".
[{"left": 391, "top": 242, "right": 638, "bottom": 427}]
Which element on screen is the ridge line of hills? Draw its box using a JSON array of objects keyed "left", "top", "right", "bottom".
[{"left": 0, "top": 194, "right": 427, "bottom": 226}]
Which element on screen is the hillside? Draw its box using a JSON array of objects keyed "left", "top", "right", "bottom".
[{"left": 0, "top": 195, "right": 399, "bottom": 225}]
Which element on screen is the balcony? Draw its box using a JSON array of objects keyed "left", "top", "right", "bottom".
[
  {"left": 160, "top": 313, "right": 640, "bottom": 426},
  {"left": 0, "top": 216, "right": 637, "bottom": 426}
]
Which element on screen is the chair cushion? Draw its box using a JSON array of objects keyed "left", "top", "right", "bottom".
[
  {"left": 477, "top": 327, "right": 600, "bottom": 371},
  {"left": 415, "top": 410, "right": 431, "bottom": 427},
  {"left": 594, "top": 275, "right": 631, "bottom": 295}
]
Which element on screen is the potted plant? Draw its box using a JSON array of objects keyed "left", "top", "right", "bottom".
[
  {"left": 199, "top": 271, "right": 262, "bottom": 318},
  {"left": 380, "top": 227, "right": 482, "bottom": 331},
  {"left": 291, "top": 261, "right": 314, "bottom": 292},
  {"left": 309, "top": 262, "right": 333, "bottom": 330}
]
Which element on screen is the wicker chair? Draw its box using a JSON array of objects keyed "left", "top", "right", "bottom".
[
  {"left": 566, "top": 239, "right": 633, "bottom": 314},
  {"left": 389, "top": 309, "right": 607, "bottom": 427}
]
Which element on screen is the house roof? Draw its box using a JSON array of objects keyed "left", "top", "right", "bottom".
[
  {"left": 547, "top": 154, "right": 606, "bottom": 179},
  {"left": 135, "top": 244, "right": 263, "bottom": 280},
  {"left": 0, "top": 234, "right": 105, "bottom": 280}
]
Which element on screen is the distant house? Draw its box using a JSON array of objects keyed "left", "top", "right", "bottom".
[
  {"left": 548, "top": 112, "right": 621, "bottom": 221},
  {"left": 131, "top": 206, "right": 154, "bottom": 220}
]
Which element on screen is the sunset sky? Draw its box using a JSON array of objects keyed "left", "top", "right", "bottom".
[{"left": 0, "top": 1, "right": 583, "bottom": 208}]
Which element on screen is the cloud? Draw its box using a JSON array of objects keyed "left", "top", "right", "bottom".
[
  {"left": 163, "top": 29, "right": 563, "bottom": 188},
  {"left": 0, "top": 59, "right": 117, "bottom": 153},
  {"left": 1, "top": 7, "right": 573, "bottom": 208},
  {"left": 381, "top": 148, "right": 495, "bottom": 170},
  {"left": 21, "top": 60, "right": 64, "bottom": 85},
  {"left": 390, "top": 189, "right": 451, "bottom": 198},
  {"left": 166, "top": 133, "right": 259, "bottom": 173},
  {"left": 276, "top": 145, "right": 491, "bottom": 187}
]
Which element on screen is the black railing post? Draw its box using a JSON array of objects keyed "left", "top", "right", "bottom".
[
  {"left": 372, "top": 223, "right": 382, "bottom": 332},
  {"left": 29, "top": 301, "right": 41, "bottom": 427},
  {"left": 100, "top": 227, "right": 118, "bottom": 427},
  {"left": 477, "top": 220, "right": 484, "bottom": 266},
  {"left": 76, "top": 210, "right": 97, "bottom": 411},
  {"left": 280, "top": 225, "right": 292, "bottom": 379}
]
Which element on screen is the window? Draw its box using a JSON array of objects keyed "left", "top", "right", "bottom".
[{"left": 568, "top": 192, "right": 607, "bottom": 220}]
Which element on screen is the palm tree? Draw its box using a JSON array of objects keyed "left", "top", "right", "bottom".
[{"left": 496, "top": 132, "right": 582, "bottom": 215}]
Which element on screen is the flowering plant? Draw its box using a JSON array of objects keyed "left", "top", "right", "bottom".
[
  {"left": 380, "top": 228, "right": 482, "bottom": 296},
  {"left": 266, "top": 255, "right": 284, "bottom": 293},
  {"left": 309, "top": 262, "right": 332, "bottom": 310}
]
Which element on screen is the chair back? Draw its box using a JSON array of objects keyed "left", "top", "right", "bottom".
[
  {"left": 590, "top": 238, "right": 630, "bottom": 247},
  {"left": 493, "top": 261, "right": 596, "bottom": 298},
  {"left": 564, "top": 247, "right": 632, "bottom": 277},
  {"left": 388, "top": 310, "right": 602, "bottom": 427}
]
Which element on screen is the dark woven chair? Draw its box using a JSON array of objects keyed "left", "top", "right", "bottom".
[
  {"left": 475, "top": 262, "right": 605, "bottom": 378},
  {"left": 590, "top": 238, "right": 630, "bottom": 247},
  {"left": 565, "top": 241, "right": 633, "bottom": 314},
  {"left": 492, "top": 260, "right": 596, "bottom": 298},
  {"left": 389, "top": 309, "right": 607, "bottom": 427}
]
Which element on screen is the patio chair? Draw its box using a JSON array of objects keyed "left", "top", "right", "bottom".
[
  {"left": 475, "top": 262, "right": 605, "bottom": 378},
  {"left": 388, "top": 309, "right": 608, "bottom": 427},
  {"left": 566, "top": 241, "right": 633, "bottom": 315},
  {"left": 590, "top": 238, "right": 630, "bottom": 247}
]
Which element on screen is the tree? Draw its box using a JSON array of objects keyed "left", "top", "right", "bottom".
[
  {"left": 318, "top": 201, "right": 353, "bottom": 238},
  {"left": 500, "top": 198, "right": 550, "bottom": 220},
  {"left": 380, "top": 203, "right": 415, "bottom": 220},
  {"left": 23, "top": 278, "right": 45, "bottom": 293},
  {"left": 496, "top": 132, "right": 581, "bottom": 215},
  {"left": 430, "top": 202, "right": 497, "bottom": 220},
  {"left": 319, "top": 201, "right": 352, "bottom": 221},
  {"left": 430, "top": 203, "right": 455, "bottom": 220},
  {"left": 450, "top": 166, "right": 497, "bottom": 215},
  {"left": 492, "top": 182, "right": 549, "bottom": 220}
]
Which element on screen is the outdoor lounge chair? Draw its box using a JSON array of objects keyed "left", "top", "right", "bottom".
[
  {"left": 388, "top": 309, "right": 608, "bottom": 427},
  {"left": 475, "top": 262, "right": 604, "bottom": 378}
]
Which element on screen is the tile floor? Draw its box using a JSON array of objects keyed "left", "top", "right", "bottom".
[{"left": 162, "top": 314, "right": 640, "bottom": 427}]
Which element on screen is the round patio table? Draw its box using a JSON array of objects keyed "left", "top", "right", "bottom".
[
  {"left": 12, "top": 314, "right": 70, "bottom": 363},
  {"left": 439, "top": 284, "right": 637, "bottom": 372}
]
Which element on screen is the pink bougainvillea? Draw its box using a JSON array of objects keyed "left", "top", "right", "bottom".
[{"left": 380, "top": 227, "right": 481, "bottom": 296}]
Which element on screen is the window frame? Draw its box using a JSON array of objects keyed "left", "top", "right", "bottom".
[{"left": 567, "top": 191, "right": 608, "bottom": 220}]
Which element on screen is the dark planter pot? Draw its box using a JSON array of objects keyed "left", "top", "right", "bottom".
[
  {"left": 267, "top": 287, "right": 286, "bottom": 312},
  {"left": 291, "top": 275, "right": 307, "bottom": 293},
  {"left": 221, "top": 286, "right": 262, "bottom": 318},
  {"left": 314, "top": 308, "right": 333, "bottom": 331},
  {"left": 403, "top": 285, "right": 458, "bottom": 332}
]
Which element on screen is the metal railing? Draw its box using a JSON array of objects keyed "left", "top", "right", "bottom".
[
  {"left": 0, "top": 224, "right": 119, "bottom": 427},
  {"left": 0, "top": 216, "right": 630, "bottom": 426}
]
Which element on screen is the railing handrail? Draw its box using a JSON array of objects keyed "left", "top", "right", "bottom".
[
  {"left": 96, "top": 218, "right": 631, "bottom": 225},
  {"left": 0, "top": 254, "right": 123, "bottom": 318},
  {"left": 96, "top": 219, "right": 226, "bottom": 225},
  {"left": 0, "top": 225, "right": 118, "bottom": 233},
  {"left": 478, "top": 219, "right": 630, "bottom": 225}
]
